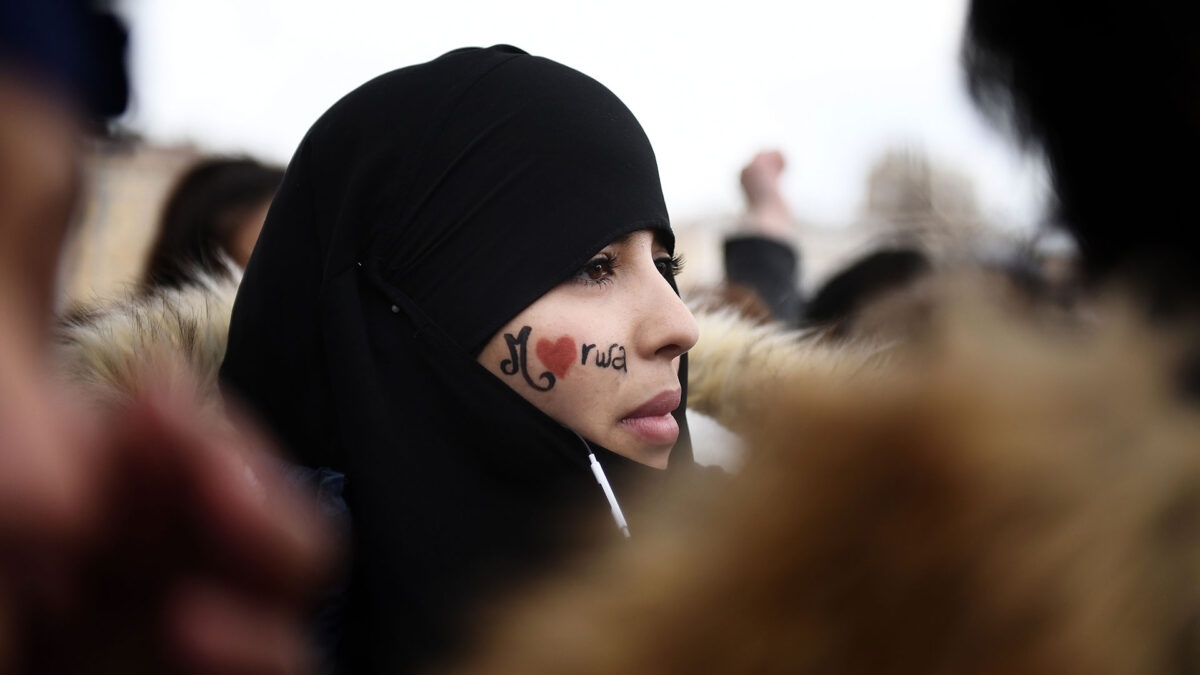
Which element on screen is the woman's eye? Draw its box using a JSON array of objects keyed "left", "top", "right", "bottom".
[
  {"left": 574, "top": 255, "right": 617, "bottom": 285},
  {"left": 655, "top": 254, "right": 685, "bottom": 280}
]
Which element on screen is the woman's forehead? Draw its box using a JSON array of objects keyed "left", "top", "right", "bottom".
[{"left": 606, "top": 228, "right": 672, "bottom": 251}]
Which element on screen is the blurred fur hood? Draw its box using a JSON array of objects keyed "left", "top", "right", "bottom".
[
  {"left": 684, "top": 307, "right": 885, "bottom": 436},
  {"left": 55, "top": 273, "right": 242, "bottom": 410},
  {"left": 53, "top": 273, "right": 879, "bottom": 434}
]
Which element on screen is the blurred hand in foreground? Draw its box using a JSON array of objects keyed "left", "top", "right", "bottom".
[
  {"left": 0, "top": 356, "right": 333, "bottom": 674},
  {"left": 0, "top": 68, "right": 332, "bottom": 674}
]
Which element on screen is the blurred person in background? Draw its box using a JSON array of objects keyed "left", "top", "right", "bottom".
[
  {"left": 723, "top": 150, "right": 803, "bottom": 324},
  {"left": 803, "top": 247, "right": 933, "bottom": 339},
  {"left": 964, "top": 0, "right": 1200, "bottom": 312},
  {"left": 964, "top": 0, "right": 1200, "bottom": 400},
  {"left": 720, "top": 147, "right": 1063, "bottom": 342},
  {"left": 141, "top": 156, "right": 284, "bottom": 293},
  {"left": 0, "top": 1, "right": 329, "bottom": 672},
  {"left": 720, "top": 151, "right": 938, "bottom": 340}
]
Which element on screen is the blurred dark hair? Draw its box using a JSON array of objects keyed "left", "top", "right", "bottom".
[
  {"left": 805, "top": 248, "right": 931, "bottom": 335},
  {"left": 962, "top": 0, "right": 1200, "bottom": 304},
  {"left": 141, "top": 157, "right": 283, "bottom": 292},
  {"left": 0, "top": 0, "right": 128, "bottom": 121}
]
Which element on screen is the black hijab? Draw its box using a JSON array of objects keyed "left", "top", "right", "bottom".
[{"left": 220, "top": 46, "right": 694, "bottom": 673}]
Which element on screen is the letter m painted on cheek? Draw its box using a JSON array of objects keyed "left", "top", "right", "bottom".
[{"left": 499, "top": 325, "right": 559, "bottom": 391}]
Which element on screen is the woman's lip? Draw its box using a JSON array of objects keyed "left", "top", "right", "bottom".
[
  {"left": 619, "top": 413, "right": 679, "bottom": 446},
  {"left": 622, "top": 389, "right": 682, "bottom": 420}
]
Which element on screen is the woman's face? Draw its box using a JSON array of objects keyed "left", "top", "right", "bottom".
[
  {"left": 477, "top": 229, "right": 699, "bottom": 468},
  {"left": 227, "top": 198, "right": 272, "bottom": 268}
]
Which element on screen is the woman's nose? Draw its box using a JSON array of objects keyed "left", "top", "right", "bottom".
[{"left": 636, "top": 273, "right": 699, "bottom": 361}]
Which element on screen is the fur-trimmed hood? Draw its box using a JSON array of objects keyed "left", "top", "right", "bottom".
[
  {"left": 55, "top": 274, "right": 242, "bottom": 411},
  {"left": 684, "top": 307, "right": 885, "bottom": 436},
  {"left": 54, "top": 274, "right": 876, "bottom": 446}
]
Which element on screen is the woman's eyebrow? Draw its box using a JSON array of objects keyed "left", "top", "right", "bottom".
[{"left": 608, "top": 230, "right": 668, "bottom": 249}]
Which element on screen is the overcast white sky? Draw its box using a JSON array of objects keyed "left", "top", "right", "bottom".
[{"left": 113, "top": 0, "right": 1047, "bottom": 229}]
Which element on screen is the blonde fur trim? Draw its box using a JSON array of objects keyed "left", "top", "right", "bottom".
[
  {"left": 53, "top": 272, "right": 874, "bottom": 439},
  {"left": 686, "top": 307, "right": 886, "bottom": 435},
  {"left": 55, "top": 273, "right": 241, "bottom": 409}
]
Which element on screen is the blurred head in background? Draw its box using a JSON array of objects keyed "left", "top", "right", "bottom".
[
  {"left": 963, "top": 0, "right": 1200, "bottom": 308},
  {"left": 141, "top": 156, "right": 283, "bottom": 292},
  {"left": 804, "top": 247, "right": 932, "bottom": 339}
]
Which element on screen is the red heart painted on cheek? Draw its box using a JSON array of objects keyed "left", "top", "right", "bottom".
[{"left": 536, "top": 336, "right": 576, "bottom": 380}]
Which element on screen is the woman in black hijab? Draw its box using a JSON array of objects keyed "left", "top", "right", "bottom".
[{"left": 220, "top": 45, "right": 699, "bottom": 673}]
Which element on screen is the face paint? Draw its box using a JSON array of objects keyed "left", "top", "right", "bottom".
[
  {"left": 581, "top": 343, "right": 627, "bottom": 372},
  {"left": 501, "top": 326, "right": 631, "bottom": 393},
  {"left": 500, "top": 325, "right": 558, "bottom": 391},
  {"left": 536, "top": 335, "right": 576, "bottom": 379}
]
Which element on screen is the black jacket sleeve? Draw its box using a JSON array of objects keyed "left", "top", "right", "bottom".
[{"left": 723, "top": 234, "right": 802, "bottom": 324}]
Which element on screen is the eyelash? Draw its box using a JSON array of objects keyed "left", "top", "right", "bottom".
[
  {"left": 574, "top": 253, "right": 620, "bottom": 286},
  {"left": 657, "top": 254, "right": 685, "bottom": 280},
  {"left": 572, "top": 253, "right": 685, "bottom": 286}
]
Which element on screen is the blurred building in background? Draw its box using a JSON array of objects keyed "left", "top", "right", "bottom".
[
  {"left": 62, "top": 141, "right": 1043, "bottom": 307},
  {"left": 60, "top": 138, "right": 200, "bottom": 303},
  {"left": 860, "top": 148, "right": 986, "bottom": 249}
]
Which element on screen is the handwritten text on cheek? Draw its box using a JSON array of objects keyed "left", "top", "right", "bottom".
[{"left": 500, "top": 326, "right": 627, "bottom": 392}]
